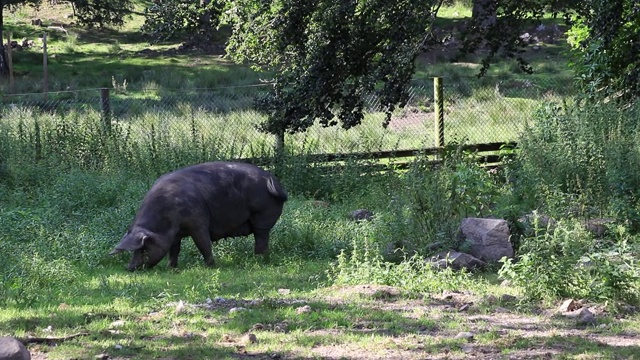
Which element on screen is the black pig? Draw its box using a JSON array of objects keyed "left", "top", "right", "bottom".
[{"left": 110, "top": 161, "right": 287, "bottom": 270}]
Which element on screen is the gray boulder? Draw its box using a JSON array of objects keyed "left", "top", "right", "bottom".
[
  {"left": 430, "top": 250, "right": 487, "bottom": 271},
  {"left": 459, "top": 218, "right": 513, "bottom": 262},
  {"left": 0, "top": 337, "right": 30, "bottom": 360}
]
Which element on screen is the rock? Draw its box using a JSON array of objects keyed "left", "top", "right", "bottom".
[
  {"left": 110, "top": 320, "right": 126, "bottom": 328},
  {"left": 459, "top": 218, "right": 514, "bottom": 262},
  {"left": 454, "top": 332, "right": 474, "bottom": 341},
  {"left": 500, "top": 280, "right": 512, "bottom": 287},
  {"left": 483, "top": 295, "right": 498, "bottom": 304},
  {"left": 500, "top": 294, "right": 518, "bottom": 303},
  {"left": 350, "top": 209, "right": 374, "bottom": 221},
  {"left": 583, "top": 218, "right": 614, "bottom": 238},
  {"left": 310, "top": 200, "right": 330, "bottom": 208},
  {"left": 518, "top": 213, "right": 556, "bottom": 232},
  {"left": 494, "top": 307, "right": 510, "bottom": 313},
  {"left": 559, "top": 299, "right": 580, "bottom": 313},
  {"left": 0, "top": 337, "right": 30, "bottom": 360},
  {"left": 175, "top": 300, "right": 185, "bottom": 314},
  {"left": 278, "top": 288, "right": 291, "bottom": 295},
  {"left": 296, "top": 305, "right": 312, "bottom": 314},
  {"left": 562, "top": 307, "right": 597, "bottom": 325},
  {"left": 251, "top": 323, "right": 265, "bottom": 331},
  {"left": 577, "top": 309, "right": 597, "bottom": 326},
  {"left": 242, "top": 333, "right": 258, "bottom": 345},
  {"left": 229, "top": 307, "right": 247, "bottom": 313},
  {"left": 429, "top": 250, "right": 487, "bottom": 271},
  {"left": 95, "top": 354, "right": 110, "bottom": 360},
  {"left": 458, "top": 304, "right": 470, "bottom": 312}
]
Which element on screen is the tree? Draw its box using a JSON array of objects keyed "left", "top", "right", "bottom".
[
  {"left": 567, "top": 0, "right": 640, "bottom": 103},
  {"left": 142, "top": 0, "right": 225, "bottom": 45},
  {"left": 458, "top": 0, "right": 580, "bottom": 76},
  {"left": 70, "top": 0, "right": 134, "bottom": 28},
  {"left": 225, "top": 0, "right": 442, "bottom": 140}
]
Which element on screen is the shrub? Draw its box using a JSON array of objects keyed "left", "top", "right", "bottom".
[
  {"left": 514, "top": 102, "right": 640, "bottom": 225},
  {"left": 499, "top": 219, "right": 640, "bottom": 305}
]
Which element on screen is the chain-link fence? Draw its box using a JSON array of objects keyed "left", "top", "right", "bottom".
[{"left": 0, "top": 76, "right": 573, "bottom": 163}]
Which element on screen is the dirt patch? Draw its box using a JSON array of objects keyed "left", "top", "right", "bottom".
[{"left": 305, "top": 286, "right": 640, "bottom": 359}]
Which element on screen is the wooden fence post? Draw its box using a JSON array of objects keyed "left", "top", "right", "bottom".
[
  {"left": 434, "top": 77, "right": 445, "bottom": 148},
  {"left": 273, "top": 128, "right": 285, "bottom": 176},
  {"left": 42, "top": 33, "right": 48, "bottom": 99},
  {"left": 7, "top": 32, "right": 14, "bottom": 93},
  {"left": 100, "top": 88, "right": 111, "bottom": 133}
]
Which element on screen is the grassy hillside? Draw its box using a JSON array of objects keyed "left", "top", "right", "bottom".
[{"left": 2, "top": 1, "right": 574, "bottom": 94}]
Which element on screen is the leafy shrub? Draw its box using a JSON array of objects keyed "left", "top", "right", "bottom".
[
  {"left": 0, "top": 252, "right": 80, "bottom": 307},
  {"left": 328, "top": 229, "right": 478, "bottom": 294},
  {"left": 401, "top": 147, "right": 505, "bottom": 252},
  {"left": 514, "top": 102, "right": 640, "bottom": 224},
  {"left": 499, "top": 219, "right": 640, "bottom": 305}
]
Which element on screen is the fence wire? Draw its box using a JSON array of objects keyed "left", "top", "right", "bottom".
[{"left": 0, "top": 77, "right": 573, "bottom": 163}]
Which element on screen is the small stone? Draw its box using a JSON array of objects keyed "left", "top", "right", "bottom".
[
  {"left": 483, "top": 295, "right": 498, "bottom": 304},
  {"left": 500, "top": 294, "right": 517, "bottom": 303},
  {"left": 350, "top": 209, "right": 374, "bottom": 221},
  {"left": 461, "top": 343, "right": 475, "bottom": 353},
  {"left": 114, "top": 344, "right": 123, "bottom": 350},
  {"left": 500, "top": 280, "right": 512, "bottom": 287},
  {"left": 577, "top": 309, "right": 597, "bottom": 326},
  {"left": 110, "top": 320, "right": 126, "bottom": 328},
  {"left": 251, "top": 323, "right": 265, "bottom": 331},
  {"left": 494, "top": 307, "right": 510, "bottom": 313},
  {"left": 455, "top": 332, "right": 474, "bottom": 341},
  {"left": 458, "top": 304, "right": 470, "bottom": 312},
  {"left": 278, "top": 288, "right": 291, "bottom": 295},
  {"left": 296, "top": 305, "right": 312, "bottom": 314},
  {"left": 175, "top": 300, "right": 185, "bottom": 314},
  {"left": 441, "top": 291, "right": 455, "bottom": 300},
  {"left": 311, "top": 200, "right": 330, "bottom": 208},
  {"left": 95, "top": 354, "right": 110, "bottom": 360},
  {"left": 229, "top": 307, "right": 247, "bottom": 313},
  {"left": 242, "top": 333, "right": 258, "bottom": 344},
  {"left": 559, "top": 299, "right": 579, "bottom": 313},
  {"left": 598, "top": 323, "right": 608, "bottom": 329}
]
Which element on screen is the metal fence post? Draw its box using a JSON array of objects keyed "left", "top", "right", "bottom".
[
  {"left": 101, "top": 88, "right": 111, "bottom": 133},
  {"left": 434, "top": 77, "right": 445, "bottom": 148}
]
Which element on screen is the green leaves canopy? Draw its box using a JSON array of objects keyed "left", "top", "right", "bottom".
[
  {"left": 225, "top": 0, "right": 440, "bottom": 135},
  {"left": 142, "top": 0, "right": 225, "bottom": 43},
  {"left": 569, "top": 0, "right": 640, "bottom": 103}
]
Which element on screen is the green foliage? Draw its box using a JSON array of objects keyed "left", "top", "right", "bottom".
[
  {"left": 499, "top": 220, "right": 640, "bottom": 305},
  {"left": 328, "top": 229, "right": 478, "bottom": 294},
  {"left": 225, "top": 0, "right": 440, "bottom": 135},
  {"left": 403, "top": 148, "right": 504, "bottom": 250},
  {"left": 569, "top": 0, "right": 640, "bottom": 103},
  {"left": 514, "top": 101, "right": 640, "bottom": 224},
  {"left": 141, "top": 0, "right": 224, "bottom": 43},
  {"left": 71, "top": 0, "right": 134, "bottom": 28}
]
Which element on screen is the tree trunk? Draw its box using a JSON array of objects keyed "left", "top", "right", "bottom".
[
  {"left": 0, "top": 3, "right": 8, "bottom": 77},
  {"left": 472, "top": 0, "right": 497, "bottom": 28}
]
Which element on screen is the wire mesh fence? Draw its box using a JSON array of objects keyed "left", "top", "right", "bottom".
[{"left": 0, "top": 76, "right": 573, "bottom": 166}]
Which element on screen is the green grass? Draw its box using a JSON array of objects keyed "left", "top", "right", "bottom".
[{"left": 1, "top": 3, "right": 638, "bottom": 359}]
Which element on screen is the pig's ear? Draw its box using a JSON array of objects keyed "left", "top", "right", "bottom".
[{"left": 111, "top": 234, "right": 150, "bottom": 253}]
